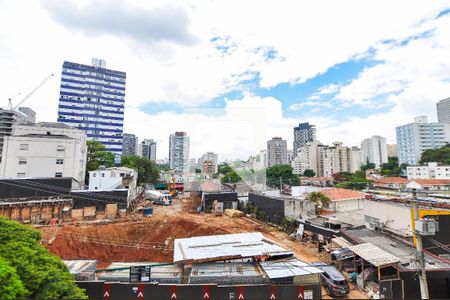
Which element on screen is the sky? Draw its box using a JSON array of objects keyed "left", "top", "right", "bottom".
[{"left": 0, "top": 0, "right": 450, "bottom": 161}]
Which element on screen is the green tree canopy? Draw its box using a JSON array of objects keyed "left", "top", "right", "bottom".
[
  {"left": 420, "top": 144, "right": 450, "bottom": 165},
  {"left": 86, "top": 141, "right": 115, "bottom": 183},
  {"left": 265, "top": 164, "right": 300, "bottom": 188},
  {"left": 221, "top": 170, "right": 241, "bottom": 184},
  {"left": 381, "top": 157, "right": 402, "bottom": 176},
  {"left": 360, "top": 162, "right": 376, "bottom": 171},
  {"left": 218, "top": 163, "right": 233, "bottom": 175},
  {"left": 303, "top": 169, "right": 316, "bottom": 177},
  {"left": 121, "top": 155, "right": 160, "bottom": 185},
  {"left": 0, "top": 218, "right": 86, "bottom": 299}
]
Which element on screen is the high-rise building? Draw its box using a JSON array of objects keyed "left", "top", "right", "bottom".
[
  {"left": 199, "top": 152, "right": 219, "bottom": 173},
  {"left": 437, "top": 97, "right": 450, "bottom": 124},
  {"left": 122, "top": 133, "right": 138, "bottom": 156},
  {"left": 169, "top": 132, "right": 190, "bottom": 173},
  {"left": 396, "top": 116, "right": 450, "bottom": 165},
  {"left": 387, "top": 144, "right": 398, "bottom": 158},
  {"left": 291, "top": 140, "right": 323, "bottom": 175},
  {"left": 0, "top": 107, "right": 36, "bottom": 162},
  {"left": 57, "top": 58, "right": 126, "bottom": 157},
  {"left": 293, "top": 122, "right": 316, "bottom": 156},
  {"left": 361, "top": 136, "right": 388, "bottom": 168},
  {"left": 322, "top": 142, "right": 350, "bottom": 177},
  {"left": 267, "top": 137, "right": 288, "bottom": 167},
  {"left": 349, "top": 146, "right": 362, "bottom": 173},
  {"left": 140, "top": 139, "right": 156, "bottom": 161}
]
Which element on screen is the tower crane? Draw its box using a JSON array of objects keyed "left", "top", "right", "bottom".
[{"left": 7, "top": 73, "right": 54, "bottom": 110}]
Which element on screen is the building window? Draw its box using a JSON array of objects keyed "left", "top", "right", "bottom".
[
  {"left": 57, "top": 145, "right": 65, "bottom": 151},
  {"left": 19, "top": 144, "right": 29, "bottom": 150},
  {"left": 55, "top": 172, "right": 63, "bottom": 178},
  {"left": 17, "top": 173, "right": 26, "bottom": 178},
  {"left": 18, "top": 158, "right": 27, "bottom": 165},
  {"left": 93, "top": 173, "right": 97, "bottom": 177},
  {"left": 101, "top": 173, "right": 105, "bottom": 177},
  {"left": 56, "top": 159, "right": 64, "bottom": 165}
]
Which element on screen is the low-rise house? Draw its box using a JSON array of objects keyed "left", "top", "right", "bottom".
[
  {"left": 318, "top": 188, "right": 366, "bottom": 212},
  {"left": 408, "top": 179, "right": 450, "bottom": 191},
  {"left": 373, "top": 177, "right": 408, "bottom": 190},
  {"left": 300, "top": 176, "right": 335, "bottom": 187},
  {"left": 89, "top": 166, "right": 138, "bottom": 199}
]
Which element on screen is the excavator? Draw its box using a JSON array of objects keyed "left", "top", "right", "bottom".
[{"left": 169, "top": 177, "right": 177, "bottom": 197}]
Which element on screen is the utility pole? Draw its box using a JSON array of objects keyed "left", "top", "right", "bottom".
[
  {"left": 279, "top": 177, "right": 282, "bottom": 193},
  {"left": 412, "top": 188, "right": 430, "bottom": 299}
]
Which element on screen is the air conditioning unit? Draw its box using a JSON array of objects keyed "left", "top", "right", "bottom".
[{"left": 415, "top": 219, "right": 439, "bottom": 236}]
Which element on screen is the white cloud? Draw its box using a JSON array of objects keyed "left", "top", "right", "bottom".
[
  {"left": 289, "top": 101, "right": 333, "bottom": 111},
  {"left": 0, "top": 0, "right": 449, "bottom": 161}
]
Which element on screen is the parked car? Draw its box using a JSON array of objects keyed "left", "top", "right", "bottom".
[{"left": 311, "top": 262, "right": 349, "bottom": 297}]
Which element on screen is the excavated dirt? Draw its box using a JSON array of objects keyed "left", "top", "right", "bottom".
[{"left": 40, "top": 197, "right": 325, "bottom": 268}]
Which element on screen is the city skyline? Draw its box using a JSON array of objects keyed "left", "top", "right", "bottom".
[{"left": 0, "top": 1, "right": 450, "bottom": 160}]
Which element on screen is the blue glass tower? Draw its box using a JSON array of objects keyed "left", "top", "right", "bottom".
[{"left": 57, "top": 58, "right": 126, "bottom": 157}]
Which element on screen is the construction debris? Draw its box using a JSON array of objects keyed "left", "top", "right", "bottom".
[{"left": 224, "top": 209, "right": 244, "bottom": 218}]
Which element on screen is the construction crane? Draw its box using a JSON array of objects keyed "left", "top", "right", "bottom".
[{"left": 7, "top": 73, "right": 54, "bottom": 110}]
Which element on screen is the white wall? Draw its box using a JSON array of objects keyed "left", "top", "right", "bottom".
[
  {"left": 332, "top": 198, "right": 363, "bottom": 212},
  {"left": 0, "top": 135, "right": 86, "bottom": 185},
  {"left": 363, "top": 200, "right": 413, "bottom": 237}
]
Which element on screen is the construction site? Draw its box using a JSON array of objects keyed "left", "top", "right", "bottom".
[
  {"left": 36, "top": 193, "right": 369, "bottom": 299},
  {"left": 39, "top": 194, "right": 326, "bottom": 268}
]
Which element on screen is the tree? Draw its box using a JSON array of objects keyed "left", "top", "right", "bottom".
[
  {"left": 0, "top": 218, "right": 87, "bottom": 299},
  {"left": 221, "top": 170, "right": 241, "bottom": 184},
  {"left": 360, "top": 163, "right": 376, "bottom": 171},
  {"left": 86, "top": 141, "right": 115, "bottom": 183},
  {"left": 265, "top": 165, "right": 300, "bottom": 188},
  {"left": 0, "top": 257, "right": 27, "bottom": 299},
  {"left": 303, "top": 169, "right": 316, "bottom": 177},
  {"left": 218, "top": 163, "right": 233, "bottom": 175},
  {"left": 306, "top": 192, "right": 330, "bottom": 214},
  {"left": 195, "top": 168, "right": 202, "bottom": 174},
  {"left": 381, "top": 157, "right": 401, "bottom": 176},
  {"left": 333, "top": 172, "right": 353, "bottom": 182},
  {"left": 420, "top": 144, "right": 450, "bottom": 165},
  {"left": 121, "top": 155, "right": 160, "bottom": 185}
]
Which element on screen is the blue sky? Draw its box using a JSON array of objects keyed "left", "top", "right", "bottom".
[{"left": 0, "top": 0, "right": 449, "bottom": 159}]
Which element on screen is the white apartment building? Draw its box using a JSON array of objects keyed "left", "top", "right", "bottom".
[
  {"left": 267, "top": 137, "right": 288, "bottom": 167},
  {"left": 361, "top": 135, "right": 388, "bottom": 168},
  {"left": 89, "top": 166, "right": 138, "bottom": 199},
  {"left": 396, "top": 116, "right": 450, "bottom": 165},
  {"left": 291, "top": 140, "right": 323, "bottom": 175},
  {"left": 169, "top": 131, "right": 190, "bottom": 173},
  {"left": 387, "top": 144, "right": 398, "bottom": 157},
  {"left": 349, "top": 146, "right": 362, "bottom": 173},
  {"left": 322, "top": 142, "right": 350, "bottom": 177},
  {"left": 0, "top": 122, "right": 87, "bottom": 187},
  {"left": 437, "top": 97, "right": 450, "bottom": 124},
  {"left": 406, "top": 162, "right": 450, "bottom": 179}
]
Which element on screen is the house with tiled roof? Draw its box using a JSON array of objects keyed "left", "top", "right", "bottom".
[
  {"left": 408, "top": 179, "right": 450, "bottom": 191},
  {"left": 314, "top": 188, "right": 367, "bottom": 212},
  {"left": 373, "top": 177, "right": 408, "bottom": 190}
]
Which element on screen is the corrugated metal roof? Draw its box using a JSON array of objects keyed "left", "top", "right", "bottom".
[
  {"left": 189, "top": 262, "right": 268, "bottom": 285},
  {"left": 331, "top": 237, "right": 353, "bottom": 248},
  {"left": 259, "top": 259, "right": 323, "bottom": 279},
  {"left": 63, "top": 260, "right": 97, "bottom": 275},
  {"left": 347, "top": 243, "right": 400, "bottom": 267},
  {"left": 97, "top": 262, "right": 182, "bottom": 283},
  {"left": 173, "top": 232, "right": 293, "bottom": 263}
]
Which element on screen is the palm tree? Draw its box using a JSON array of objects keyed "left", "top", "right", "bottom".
[{"left": 306, "top": 192, "right": 330, "bottom": 214}]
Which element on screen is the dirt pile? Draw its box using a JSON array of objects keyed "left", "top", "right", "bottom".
[{"left": 39, "top": 197, "right": 323, "bottom": 267}]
